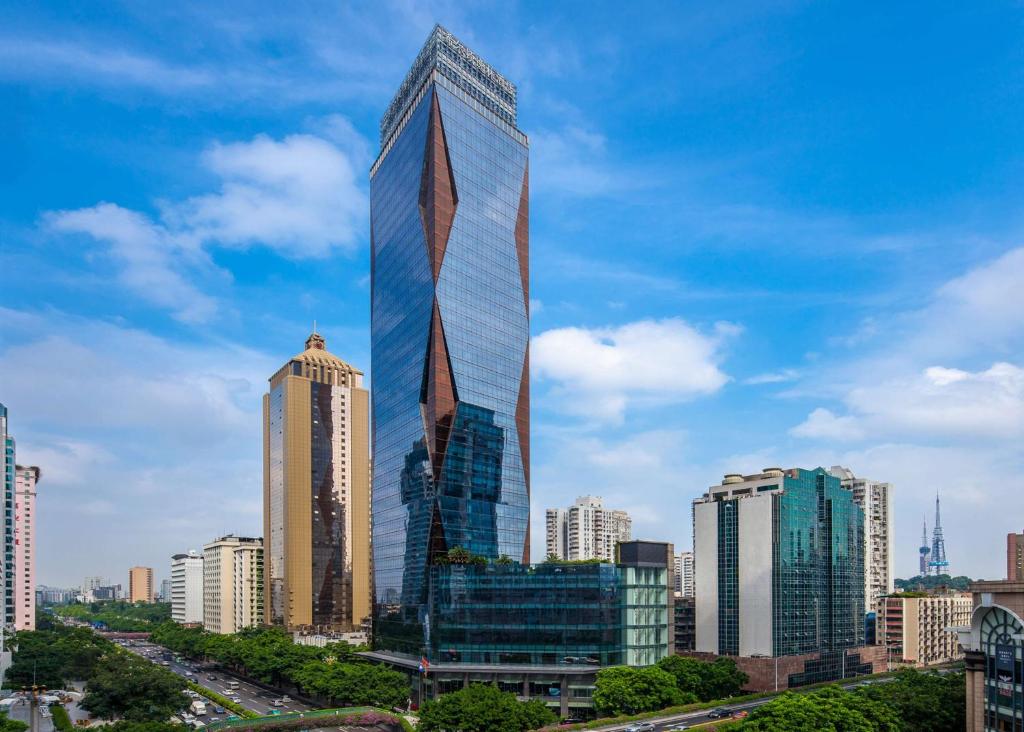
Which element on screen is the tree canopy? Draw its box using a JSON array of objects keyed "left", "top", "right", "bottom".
[
  {"left": 418, "top": 684, "right": 555, "bottom": 732},
  {"left": 739, "top": 686, "right": 900, "bottom": 732},
  {"left": 80, "top": 653, "right": 187, "bottom": 722},
  {"left": 736, "top": 671, "right": 966, "bottom": 732},
  {"left": 593, "top": 665, "right": 689, "bottom": 716},
  {"left": 54, "top": 602, "right": 171, "bottom": 632},
  {"left": 6, "top": 624, "right": 112, "bottom": 688},
  {"left": 151, "top": 623, "right": 405, "bottom": 708},
  {"left": 894, "top": 574, "right": 973, "bottom": 592},
  {"left": 656, "top": 655, "right": 749, "bottom": 702},
  {"left": 0, "top": 713, "right": 28, "bottom": 732},
  {"left": 856, "top": 669, "right": 965, "bottom": 732}
]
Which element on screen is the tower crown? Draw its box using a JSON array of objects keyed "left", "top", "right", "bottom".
[
  {"left": 380, "top": 24, "right": 517, "bottom": 146},
  {"left": 305, "top": 332, "right": 326, "bottom": 351}
]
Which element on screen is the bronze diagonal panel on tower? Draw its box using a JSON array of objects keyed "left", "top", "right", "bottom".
[
  {"left": 516, "top": 348, "right": 530, "bottom": 562},
  {"left": 515, "top": 162, "right": 529, "bottom": 308},
  {"left": 418, "top": 89, "right": 459, "bottom": 284},
  {"left": 422, "top": 299, "right": 458, "bottom": 486}
]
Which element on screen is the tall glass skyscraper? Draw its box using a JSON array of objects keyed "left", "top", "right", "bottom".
[
  {"left": 262, "top": 332, "right": 371, "bottom": 632},
  {"left": 370, "top": 25, "right": 530, "bottom": 656}
]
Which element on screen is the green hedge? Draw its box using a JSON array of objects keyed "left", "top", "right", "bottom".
[
  {"left": 51, "top": 705, "right": 74, "bottom": 732},
  {"left": 540, "top": 667, "right": 908, "bottom": 731},
  {"left": 185, "top": 681, "right": 258, "bottom": 719}
]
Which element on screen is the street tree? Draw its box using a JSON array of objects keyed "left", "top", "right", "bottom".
[
  {"left": 593, "top": 665, "right": 689, "bottom": 716},
  {"left": 738, "top": 686, "right": 900, "bottom": 732},
  {"left": 81, "top": 653, "right": 187, "bottom": 722},
  {"left": 418, "top": 684, "right": 555, "bottom": 732}
]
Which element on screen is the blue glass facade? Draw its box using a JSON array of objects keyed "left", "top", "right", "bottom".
[{"left": 370, "top": 27, "right": 530, "bottom": 657}]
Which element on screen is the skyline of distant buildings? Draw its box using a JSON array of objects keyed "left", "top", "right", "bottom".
[
  {"left": 1008, "top": 530, "right": 1023, "bottom": 581},
  {"left": 545, "top": 495, "right": 632, "bottom": 562},
  {"left": 127, "top": 566, "right": 154, "bottom": 603},
  {"left": 170, "top": 550, "right": 203, "bottom": 624},
  {"left": 828, "top": 466, "right": 895, "bottom": 609},
  {"left": 13, "top": 464, "right": 39, "bottom": 630},
  {"left": 2, "top": 403, "right": 40, "bottom": 631},
  {"left": 674, "top": 550, "right": 694, "bottom": 598},
  {"left": 203, "top": 534, "right": 263, "bottom": 634}
]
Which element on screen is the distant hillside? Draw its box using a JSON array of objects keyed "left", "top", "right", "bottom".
[{"left": 895, "top": 574, "right": 975, "bottom": 592}]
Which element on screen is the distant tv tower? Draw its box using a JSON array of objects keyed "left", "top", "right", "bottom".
[
  {"left": 919, "top": 517, "right": 931, "bottom": 576},
  {"left": 928, "top": 492, "right": 949, "bottom": 576}
]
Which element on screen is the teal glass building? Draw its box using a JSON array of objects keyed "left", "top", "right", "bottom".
[
  {"left": 694, "top": 467, "right": 871, "bottom": 686},
  {"left": 426, "top": 542, "right": 671, "bottom": 667}
]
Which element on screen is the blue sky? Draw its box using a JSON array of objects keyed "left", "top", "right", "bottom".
[{"left": 1, "top": 1, "right": 1022, "bottom": 588}]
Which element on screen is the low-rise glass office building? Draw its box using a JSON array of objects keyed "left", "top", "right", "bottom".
[{"left": 362, "top": 541, "right": 672, "bottom": 718}]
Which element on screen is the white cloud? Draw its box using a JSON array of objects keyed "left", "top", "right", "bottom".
[
  {"left": 0, "top": 307, "right": 275, "bottom": 586},
  {"left": 793, "top": 362, "right": 1024, "bottom": 444},
  {"left": 0, "top": 38, "right": 216, "bottom": 93},
  {"left": 48, "top": 203, "right": 218, "bottom": 324},
  {"left": 923, "top": 247, "right": 1024, "bottom": 357},
  {"left": 790, "top": 407, "right": 866, "bottom": 441},
  {"left": 847, "top": 362, "right": 1024, "bottom": 440},
  {"left": 167, "top": 134, "right": 366, "bottom": 258},
  {"left": 532, "top": 318, "right": 735, "bottom": 421},
  {"left": 744, "top": 368, "right": 799, "bottom": 385},
  {"left": 531, "top": 429, "right": 698, "bottom": 559},
  {"left": 47, "top": 129, "right": 367, "bottom": 321},
  {"left": 530, "top": 126, "right": 614, "bottom": 198}
]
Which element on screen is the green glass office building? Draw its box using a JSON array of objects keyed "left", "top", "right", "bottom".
[{"left": 694, "top": 467, "right": 877, "bottom": 687}]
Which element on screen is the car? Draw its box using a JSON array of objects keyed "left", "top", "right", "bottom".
[
  {"left": 707, "top": 707, "right": 731, "bottom": 719},
  {"left": 280, "top": 696, "right": 291, "bottom": 703},
  {"left": 184, "top": 672, "right": 194, "bottom": 677},
  {"left": 268, "top": 709, "right": 282, "bottom": 716},
  {"left": 558, "top": 719, "right": 584, "bottom": 727},
  {"left": 731, "top": 710, "right": 749, "bottom": 719},
  {"left": 270, "top": 699, "right": 284, "bottom": 707},
  {"left": 209, "top": 718, "right": 219, "bottom": 723},
  {"left": 226, "top": 716, "right": 240, "bottom": 722},
  {"left": 213, "top": 707, "right": 225, "bottom": 714},
  {"left": 207, "top": 675, "right": 217, "bottom": 681},
  {"left": 624, "top": 724, "right": 656, "bottom": 732},
  {"left": 667, "top": 726, "right": 690, "bottom": 731}
]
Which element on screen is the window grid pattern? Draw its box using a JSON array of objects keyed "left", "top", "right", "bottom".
[{"left": 717, "top": 500, "right": 739, "bottom": 655}]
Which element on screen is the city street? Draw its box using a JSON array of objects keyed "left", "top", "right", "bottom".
[{"left": 124, "top": 641, "right": 315, "bottom": 718}]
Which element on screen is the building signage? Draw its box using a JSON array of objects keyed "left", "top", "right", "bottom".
[{"left": 996, "top": 644, "right": 1015, "bottom": 698}]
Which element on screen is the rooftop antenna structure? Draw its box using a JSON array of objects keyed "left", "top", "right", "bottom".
[
  {"left": 928, "top": 492, "right": 949, "bottom": 576},
  {"left": 919, "top": 516, "right": 931, "bottom": 577}
]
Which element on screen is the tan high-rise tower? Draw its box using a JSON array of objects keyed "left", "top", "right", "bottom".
[
  {"left": 128, "top": 566, "right": 154, "bottom": 603},
  {"left": 263, "top": 332, "right": 370, "bottom": 631}
]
